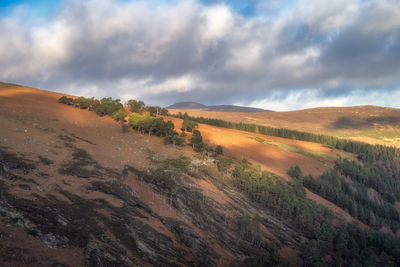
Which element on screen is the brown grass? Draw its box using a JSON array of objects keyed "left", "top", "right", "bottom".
[
  {"left": 165, "top": 116, "right": 345, "bottom": 180},
  {"left": 170, "top": 106, "right": 400, "bottom": 147},
  {"left": 0, "top": 83, "right": 368, "bottom": 264}
]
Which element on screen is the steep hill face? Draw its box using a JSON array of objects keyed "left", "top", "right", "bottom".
[
  {"left": 167, "top": 102, "right": 271, "bottom": 112},
  {"left": 0, "top": 83, "right": 312, "bottom": 266},
  {"left": 2, "top": 83, "right": 400, "bottom": 266},
  {"left": 169, "top": 106, "right": 400, "bottom": 147}
]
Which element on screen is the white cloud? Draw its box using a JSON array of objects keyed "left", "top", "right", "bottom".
[
  {"left": 0, "top": 0, "right": 399, "bottom": 109},
  {"left": 246, "top": 88, "right": 400, "bottom": 111},
  {"left": 200, "top": 4, "right": 233, "bottom": 41},
  {"left": 295, "top": 0, "right": 359, "bottom": 32}
]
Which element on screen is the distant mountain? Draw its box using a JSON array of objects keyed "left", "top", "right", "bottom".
[
  {"left": 167, "top": 102, "right": 273, "bottom": 112},
  {"left": 167, "top": 102, "right": 208, "bottom": 109}
]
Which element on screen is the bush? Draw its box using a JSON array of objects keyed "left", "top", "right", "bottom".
[
  {"left": 182, "top": 119, "right": 198, "bottom": 132},
  {"left": 95, "top": 97, "right": 123, "bottom": 116},
  {"left": 287, "top": 165, "right": 302, "bottom": 179},
  {"left": 164, "top": 131, "right": 185, "bottom": 146},
  {"left": 190, "top": 130, "right": 202, "bottom": 144},
  {"left": 73, "top": 96, "right": 91, "bottom": 109},
  {"left": 58, "top": 96, "right": 74, "bottom": 105},
  {"left": 216, "top": 156, "right": 233, "bottom": 172},
  {"left": 215, "top": 145, "right": 223, "bottom": 155}
]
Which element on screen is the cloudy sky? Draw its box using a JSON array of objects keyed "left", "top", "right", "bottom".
[{"left": 1, "top": 0, "right": 399, "bottom": 111}]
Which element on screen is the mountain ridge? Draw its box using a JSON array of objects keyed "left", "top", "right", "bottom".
[{"left": 167, "top": 101, "right": 273, "bottom": 112}]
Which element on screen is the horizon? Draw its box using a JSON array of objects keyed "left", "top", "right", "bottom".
[{"left": 1, "top": 0, "right": 400, "bottom": 111}]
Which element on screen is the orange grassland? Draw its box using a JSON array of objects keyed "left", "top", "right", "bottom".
[
  {"left": 0, "top": 82, "right": 369, "bottom": 265},
  {"left": 169, "top": 106, "right": 400, "bottom": 147}
]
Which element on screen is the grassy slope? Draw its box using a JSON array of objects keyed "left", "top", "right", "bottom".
[
  {"left": 0, "top": 83, "right": 367, "bottom": 265},
  {"left": 170, "top": 106, "right": 400, "bottom": 147}
]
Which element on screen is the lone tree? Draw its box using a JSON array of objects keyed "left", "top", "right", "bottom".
[{"left": 287, "top": 165, "right": 302, "bottom": 179}]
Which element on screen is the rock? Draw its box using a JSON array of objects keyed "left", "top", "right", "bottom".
[{"left": 42, "top": 233, "right": 69, "bottom": 248}]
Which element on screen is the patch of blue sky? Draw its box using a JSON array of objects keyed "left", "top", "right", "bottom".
[
  {"left": 0, "top": 0, "right": 299, "bottom": 19},
  {"left": 199, "top": 0, "right": 298, "bottom": 18},
  {"left": 0, "top": 0, "right": 60, "bottom": 19},
  {"left": 121, "top": 0, "right": 298, "bottom": 18}
]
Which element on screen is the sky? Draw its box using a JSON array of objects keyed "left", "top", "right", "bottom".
[{"left": 0, "top": 0, "right": 399, "bottom": 111}]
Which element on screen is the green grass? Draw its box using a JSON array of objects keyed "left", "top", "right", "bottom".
[{"left": 327, "top": 129, "right": 400, "bottom": 146}]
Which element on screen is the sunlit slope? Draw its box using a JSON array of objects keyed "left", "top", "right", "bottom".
[
  {"left": 0, "top": 82, "right": 370, "bottom": 265},
  {"left": 164, "top": 116, "right": 364, "bottom": 227},
  {"left": 170, "top": 106, "right": 400, "bottom": 147},
  {"left": 165, "top": 116, "right": 353, "bottom": 180}
]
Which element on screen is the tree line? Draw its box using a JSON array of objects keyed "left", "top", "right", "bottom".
[
  {"left": 227, "top": 157, "right": 400, "bottom": 266},
  {"left": 58, "top": 96, "right": 181, "bottom": 146},
  {"left": 58, "top": 96, "right": 224, "bottom": 154},
  {"left": 171, "top": 112, "right": 400, "bottom": 162}
]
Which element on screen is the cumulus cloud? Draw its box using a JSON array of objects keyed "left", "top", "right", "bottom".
[{"left": 0, "top": 0, "right": 399, "bottom": 110}]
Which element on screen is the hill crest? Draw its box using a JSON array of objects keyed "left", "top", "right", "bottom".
[{"left": 167, "top": 101, "right": 272, "bottom": 112}]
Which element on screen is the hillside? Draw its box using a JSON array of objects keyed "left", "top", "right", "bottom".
[
  {"left": 167, "top": 102, "right": 271, "bottom": 112},
  {"left": 169, "top": 106, "right": 400, "bottom": 147},
  {"left": 1, "top": 83, "right": 400, "bottom": 266}
]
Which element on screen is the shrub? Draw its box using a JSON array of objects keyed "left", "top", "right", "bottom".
[
  {"left": 215, "top": 145, "right": 223, "bottom": 155},
  {"left": 190, "top": 130, "right": 202, "bottom": 144},
  {"left": 182, "top": 119, "right": 198, "bottom": 132},
  {"left": 73, "top": 96, "right": 90, "bottom": 109},
  {"left": 95, "top": 97, "right": 123, "bottom": 116},
  {"left": 164, "top": 130, "right": 185, "bottom": 146},
  {"left": 58, "top": 96, "right": 74, "bottom": 105},
  {"left": 287, "top": 165, "right": 302, "bottom": 180}
]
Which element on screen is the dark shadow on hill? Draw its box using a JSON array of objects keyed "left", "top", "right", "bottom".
[{"left": 331, "top": 116, "right": 400, "bottom": 129}]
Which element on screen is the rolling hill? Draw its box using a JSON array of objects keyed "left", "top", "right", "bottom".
[
  {"left": 169, "top": 106, "right": 400, "bottom": 147},
  {"left": 167, "top": 102, "right": 272, "bottom": 112},
  {"left": 1, "top": 82, "right": 400, "bottom": 266}
]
